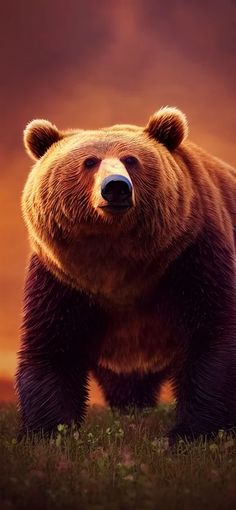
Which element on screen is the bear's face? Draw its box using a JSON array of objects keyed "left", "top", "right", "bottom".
[{"left": 22, "top": 107, "right": 190, "bottom": 304}]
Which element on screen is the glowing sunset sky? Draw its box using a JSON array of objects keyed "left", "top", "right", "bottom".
[{"left": 0, "top": 0, "right": 235, "bottom": 400}]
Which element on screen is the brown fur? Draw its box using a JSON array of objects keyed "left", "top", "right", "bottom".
[
  {"left": 16, "top": 107, "right": 236, "bottom": 439},
  {"left": 98, "top": 303, "right": 179, "bottom": 374},
  {"left": 22, "top": 107, "right": 236, "bottom": 375},
  {"left": 145, "top": 106, "right": 188, "bottom": 150}
]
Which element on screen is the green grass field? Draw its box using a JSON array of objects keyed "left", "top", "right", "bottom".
[{"left": 1, "top": 403, "right": 236, "bottom": 510}]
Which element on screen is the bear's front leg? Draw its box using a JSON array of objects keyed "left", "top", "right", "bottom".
[
  {"left": 166, "top": 230, "right": 236, "bottom": 443},
  {"left": 169, "top": 339, "right": 236, "bottom": 444},
  {"left": 15, "top": 254, "right": 103, "bottom": 436}
]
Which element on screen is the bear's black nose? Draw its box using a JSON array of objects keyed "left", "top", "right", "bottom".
[{"left": 101, "top": 175, "right": 132, "bottom": 204}]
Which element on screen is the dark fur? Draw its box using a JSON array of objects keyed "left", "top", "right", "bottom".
[
  {"left": 16, "top": 222, "right": 236, "bottom": 441},
  {"left": 93, "top": 366, "right": 167, "bottom": 409},
  {"left": 16, "top": 109, "right": 236, "bottom": 442},
  {"left": 16, "top": 254, "right": 104, "bottom": 435}
]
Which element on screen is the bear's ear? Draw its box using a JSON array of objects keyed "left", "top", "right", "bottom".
[
  {"left": 144, "top": 107, "right": 188, "bottom": 151},
  {"left": 23, "top": 119, "right": 62, "bottom": 160}
]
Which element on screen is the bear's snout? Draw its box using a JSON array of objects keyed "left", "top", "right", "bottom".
[{"left": 100, "top": 175, "right": 133, "bottom": 213}]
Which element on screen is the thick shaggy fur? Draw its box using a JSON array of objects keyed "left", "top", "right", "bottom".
[{"left": 16, "top": 107, "right": 236, "bottom": 442}]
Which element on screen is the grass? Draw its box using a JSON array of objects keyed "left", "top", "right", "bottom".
[{"left": 1, "top": 403, "right": 236, "bottom": 509}]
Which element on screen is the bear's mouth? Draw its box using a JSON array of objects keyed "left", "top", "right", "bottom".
[{"left": 99, "top": 203, "right": 132, "bottom": 214}]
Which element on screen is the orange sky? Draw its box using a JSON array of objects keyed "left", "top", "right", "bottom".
[{"left": 0, "top": 0, "right": 235, "bottom": 401}]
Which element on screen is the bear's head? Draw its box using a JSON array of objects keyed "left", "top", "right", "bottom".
[{"left": 22, "top": 107, "right": 193, "bottom": 304}]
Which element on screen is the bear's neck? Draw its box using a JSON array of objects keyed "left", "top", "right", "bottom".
[{"left": 35, "top": 226, "right": 195, "bottom": 308}]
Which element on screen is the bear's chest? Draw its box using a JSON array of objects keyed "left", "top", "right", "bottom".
[
  {"left": 55, "top": 234, "right": 161, "bottom": 305},
  {"left": 98, "top": 306, "right": 178, "bottom": 374}
]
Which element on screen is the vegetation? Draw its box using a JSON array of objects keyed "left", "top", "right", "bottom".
[{"left": 1, "top": 403, "right": 236, "bottom": 509}]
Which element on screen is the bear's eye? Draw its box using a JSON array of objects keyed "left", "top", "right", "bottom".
[
  {"left": 121, "top": 155, "right": 138, "bottom": 167},
  {"left": 84, "top": 157, "right": 99, "bottom": 169}
]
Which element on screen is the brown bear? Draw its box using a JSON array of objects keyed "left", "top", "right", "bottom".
[{"left": 16, "top": 107, "right": 236, "bottom": 443}]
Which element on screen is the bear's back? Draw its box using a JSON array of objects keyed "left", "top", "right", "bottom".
[{"left": 174, "top": 141, "right": 236, "bottom": 236}]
